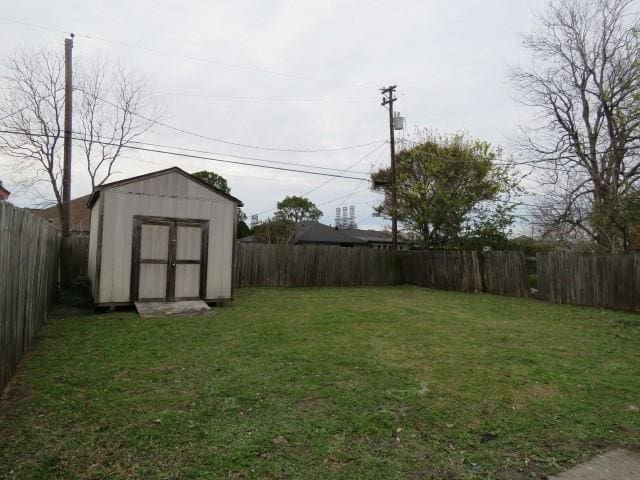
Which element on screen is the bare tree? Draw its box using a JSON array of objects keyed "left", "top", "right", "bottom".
[
  {"left": 511, "top": 0, "right": 640, "bottom": 252},
  {"left": 76, "top": 59, "right": 160, "bottom": 190},
  {"left": 0, "top": 48, "right": 65, "bottom": 209},
  {"left": 0, "top": 46, "right": 161, "bottom": 215}
]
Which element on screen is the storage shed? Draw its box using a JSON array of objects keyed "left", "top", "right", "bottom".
[{"left": 87, "top": 167, "right": 243, "bottom": 307}]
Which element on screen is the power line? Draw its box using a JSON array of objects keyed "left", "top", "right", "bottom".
[
  {"left": 71, "top": 134, "right": 375, "bottom": 176},
  {"left": 0, "top": 129, "right": 371, "bottom": 181},
  {"left": 1, "top": 100, "right": 378, "bottom": 174},
  {"left": 253, "top": 142, "right": 384, "bottom": 217},
  {"left": 0, "top": 106, "right": 28, "bottom": 122},
  {"left": 318, "top": 184, "right": 371, "bottom": 208},
  {"left": 145, "top": 90, "right": 372, "bottom": 104},
  {"left": 147, "top": 116, "right": 385, "bottom": 154},
  {"left": 85, "top": 89, "right": 386, "bottom": 153},
  {"left": 317, "top": 149, "right": 385, "bottom": 211},
  {"left": 0, "top": 16, "right": 377, "bottom": 90},
  {"left": 302, "top": 142, "right": 384, "bottom": 196}
]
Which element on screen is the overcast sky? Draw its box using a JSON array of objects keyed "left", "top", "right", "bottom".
[{"left": 0, "top": 0, "right": 546, "bottom": 230}]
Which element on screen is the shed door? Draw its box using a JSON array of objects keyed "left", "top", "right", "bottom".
[
  {"left": 174, "top": 221, "right": 209, "bottom": 301},
  {"left": 131, "top": 217, "right": 209, "bottom": 303},
  {"left": 138, "top": 220, "right": 171, "bottom": 301}
]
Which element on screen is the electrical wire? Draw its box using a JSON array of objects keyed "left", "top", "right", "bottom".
[
  {"left": 145, "top": 90, "right": 372, "bottom": 104},
  {"left": 302, "top": 142, "right": 385, "bottom": 195},
  {"left": 83, "top": 90, "right": 386, "bottom": 153},
  {"left": 0, "top": 16, "right": 377, "bottom": 90},
  {"left": 253, "top": 142, "right": 384, "bottom": 217},
  {"left": 0, "top": 129, "right": 371, "bottom": 181},
  {"left": 119, "top": 138, "right": 374, "bottom": 175}
]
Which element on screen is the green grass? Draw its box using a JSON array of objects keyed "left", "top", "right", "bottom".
[{"left": 1, "top": 287, "right": 639, "bottom": 479}]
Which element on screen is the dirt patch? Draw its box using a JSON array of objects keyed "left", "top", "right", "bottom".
[
  {"left": 511, "top": 383, "right": 561, "bottom": 410},
  {"left": 48, "top": 303, "right": 96, "bottom": 318},
  {"left": 297, "top": 396, "right": 321, "bottom": 414},
  {"left": 0, "top": 376, "right": 33, "bottom": 404},
  {"left": 529, "top": 383, "right": 561, "bottom": 399},
  {"left": 408, "top": 466, "right": 458, "bottom": 480},
  {"left": 323, "top": 456, "right": 349, "bottom": 471},
  {"left": 145, "top": 365, "right": 180, "bottom": 373}
]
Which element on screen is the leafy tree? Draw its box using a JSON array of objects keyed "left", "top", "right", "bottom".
[
  {"left": 371, "top": 132, "right": 520, "bottom": 249},
  {"left": 192, "top": 171, "right": 230, "bottom": 193},
  {"left": 253, "top": 218, "right": 296, "bottom": 244},
  {"left": 236, "top": 209, "right": 251, "bottom": 239},
  {"left": 274, "top": 196, "right": 322, "bottom": 223},
  {"left": 192, "top": 170, "right": 249, "bottom": 238},
  {"left": 510, "top": 0, "right": 640, "bottom": 252}
]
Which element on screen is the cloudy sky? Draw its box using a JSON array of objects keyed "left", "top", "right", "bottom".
[{"left": 0, "top": 0, "right": 546, "bottom": 230}]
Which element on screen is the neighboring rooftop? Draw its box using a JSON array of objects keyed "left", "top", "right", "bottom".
[
  {"left": 0, "top": 181, "right": 10, "bottom": 201},
  {"left": 241, "top": 220, "right": 413, "bottom": 248},
  {"left": 30, "top": 194, "right": 91, "bottom": 234},
  {"left": 295, "top": 221, "right": 368, "bottom": 246}
]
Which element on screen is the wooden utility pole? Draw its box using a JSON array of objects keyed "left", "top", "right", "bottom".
[
  {"left": 61, "top": 35, "right": 73, "bottom": 287},
  {"left": 381, "top": 85, "right": 398, "bottom": 251}
]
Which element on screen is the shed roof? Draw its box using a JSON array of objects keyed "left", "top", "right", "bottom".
[{"left": 87, "top": 167, "right": 243, "bottom": 208}]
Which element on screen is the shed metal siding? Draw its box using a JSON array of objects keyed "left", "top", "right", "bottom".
[
  {"left": 87, "top": 196, "right": 100, "bottom": 299},
  {"left": 92, "top": 171, "right": 236, "bottom": 304}
]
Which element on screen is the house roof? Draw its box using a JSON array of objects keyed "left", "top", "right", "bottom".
[
  {"left": 294, "top": 221, "right": 368, "bottom": 245},
  {"left": 87, "top": 166, "right": 243, "bottom": 208},
  {"left": 341, "top": 228, "right": 395, "bottom": 243},
  {"left": 30, "top": 194, "right": 92, "bottom": 233}
]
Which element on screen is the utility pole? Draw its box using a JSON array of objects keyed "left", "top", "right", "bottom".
[
  {"left": 381, "top": 85, "right": 398, "bottom": 251},
  {"left": 61, "top": 34, "right": 73, "bottom": 288}
]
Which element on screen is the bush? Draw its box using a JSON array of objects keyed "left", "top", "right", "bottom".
[{"left": 59, "top": 275, "right": 93, "bottom": 307}]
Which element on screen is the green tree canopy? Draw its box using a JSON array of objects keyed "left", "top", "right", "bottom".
[
  {"left": 191, "top": 170, "right": 250, "bottom": 238},
  {"left": 253, "top": 218, "right": 296, "bottom": 244},
  {"left": 274, "top": 196, "right": 323, "bottom": 223},
  {"left": 192, "top": 171, "right": 230, "bottom": 194},
  {"left": 371, "top": 132, "right": 520, "bottom": 249}
]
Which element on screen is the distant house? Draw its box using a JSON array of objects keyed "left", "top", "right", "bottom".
[
  {"left": 0, "top": 182, "right": 10, "bottom": 201},
  {"left": 30, "top": 195, "right": 92, "bottom": 235},
  {"left": 242, "top": 220, "right": 413, "bottom": 250}
]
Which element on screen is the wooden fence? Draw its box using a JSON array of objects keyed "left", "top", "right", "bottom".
[
  {"left": 397, "top": 250, "right": 529, "bottom": 297},
  {"left": 0, "top": 202, "right": 59, "bottom": 392},
  {"left": 233, "top": 243, "right": 402, "bottom": 287},
  {"left": 66, "top": 235, "right": 89, "bottom": 279},
  {"left": 481, "top": 251, "right": 529, "bottom": 297},
  {"left": 398, "top": 250, "right": 483, "bottom": 292},
  {"left": 234, "top": 244, "right": 529, "bottom": 297},
  {"left": 537, "top": 252, "right": 640, "bottom": 312}
]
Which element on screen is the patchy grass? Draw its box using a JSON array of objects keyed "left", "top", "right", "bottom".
[{"left": 1, "top": 287, "right": 639, "bottom": 479}]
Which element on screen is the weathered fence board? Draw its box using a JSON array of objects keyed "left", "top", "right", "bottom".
[
  {"left": 233, "top": 243, "right": 402, "bottom": 288},
  {"left": 67, "top": 235, "right": 89, "bottom": 279},
  {"left": 234, "top": 244, "right": 529, "bottom": 297},
  {"left": 537, "top": 252, "right": 640, "bottom": 312},
  {"left": 0, "top": 202, "right": 59, "bottom": 392},
  {"left": 481, "top": 251, "right": 529, "bottom": 297},
  {"left": 398, "top": 250, "right": 483, "bottom": 292}
]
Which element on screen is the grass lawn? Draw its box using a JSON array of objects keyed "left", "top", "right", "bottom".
[{"left": 1, "top": 287, "right": 639, "bottom": 479}]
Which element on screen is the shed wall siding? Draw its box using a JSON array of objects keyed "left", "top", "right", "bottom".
[
  {"left": 96, "top": 172, "right": 235, "bottom": 304},
  {"left": 87, "top": 196, "right": 100, "bottom": 299}
]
